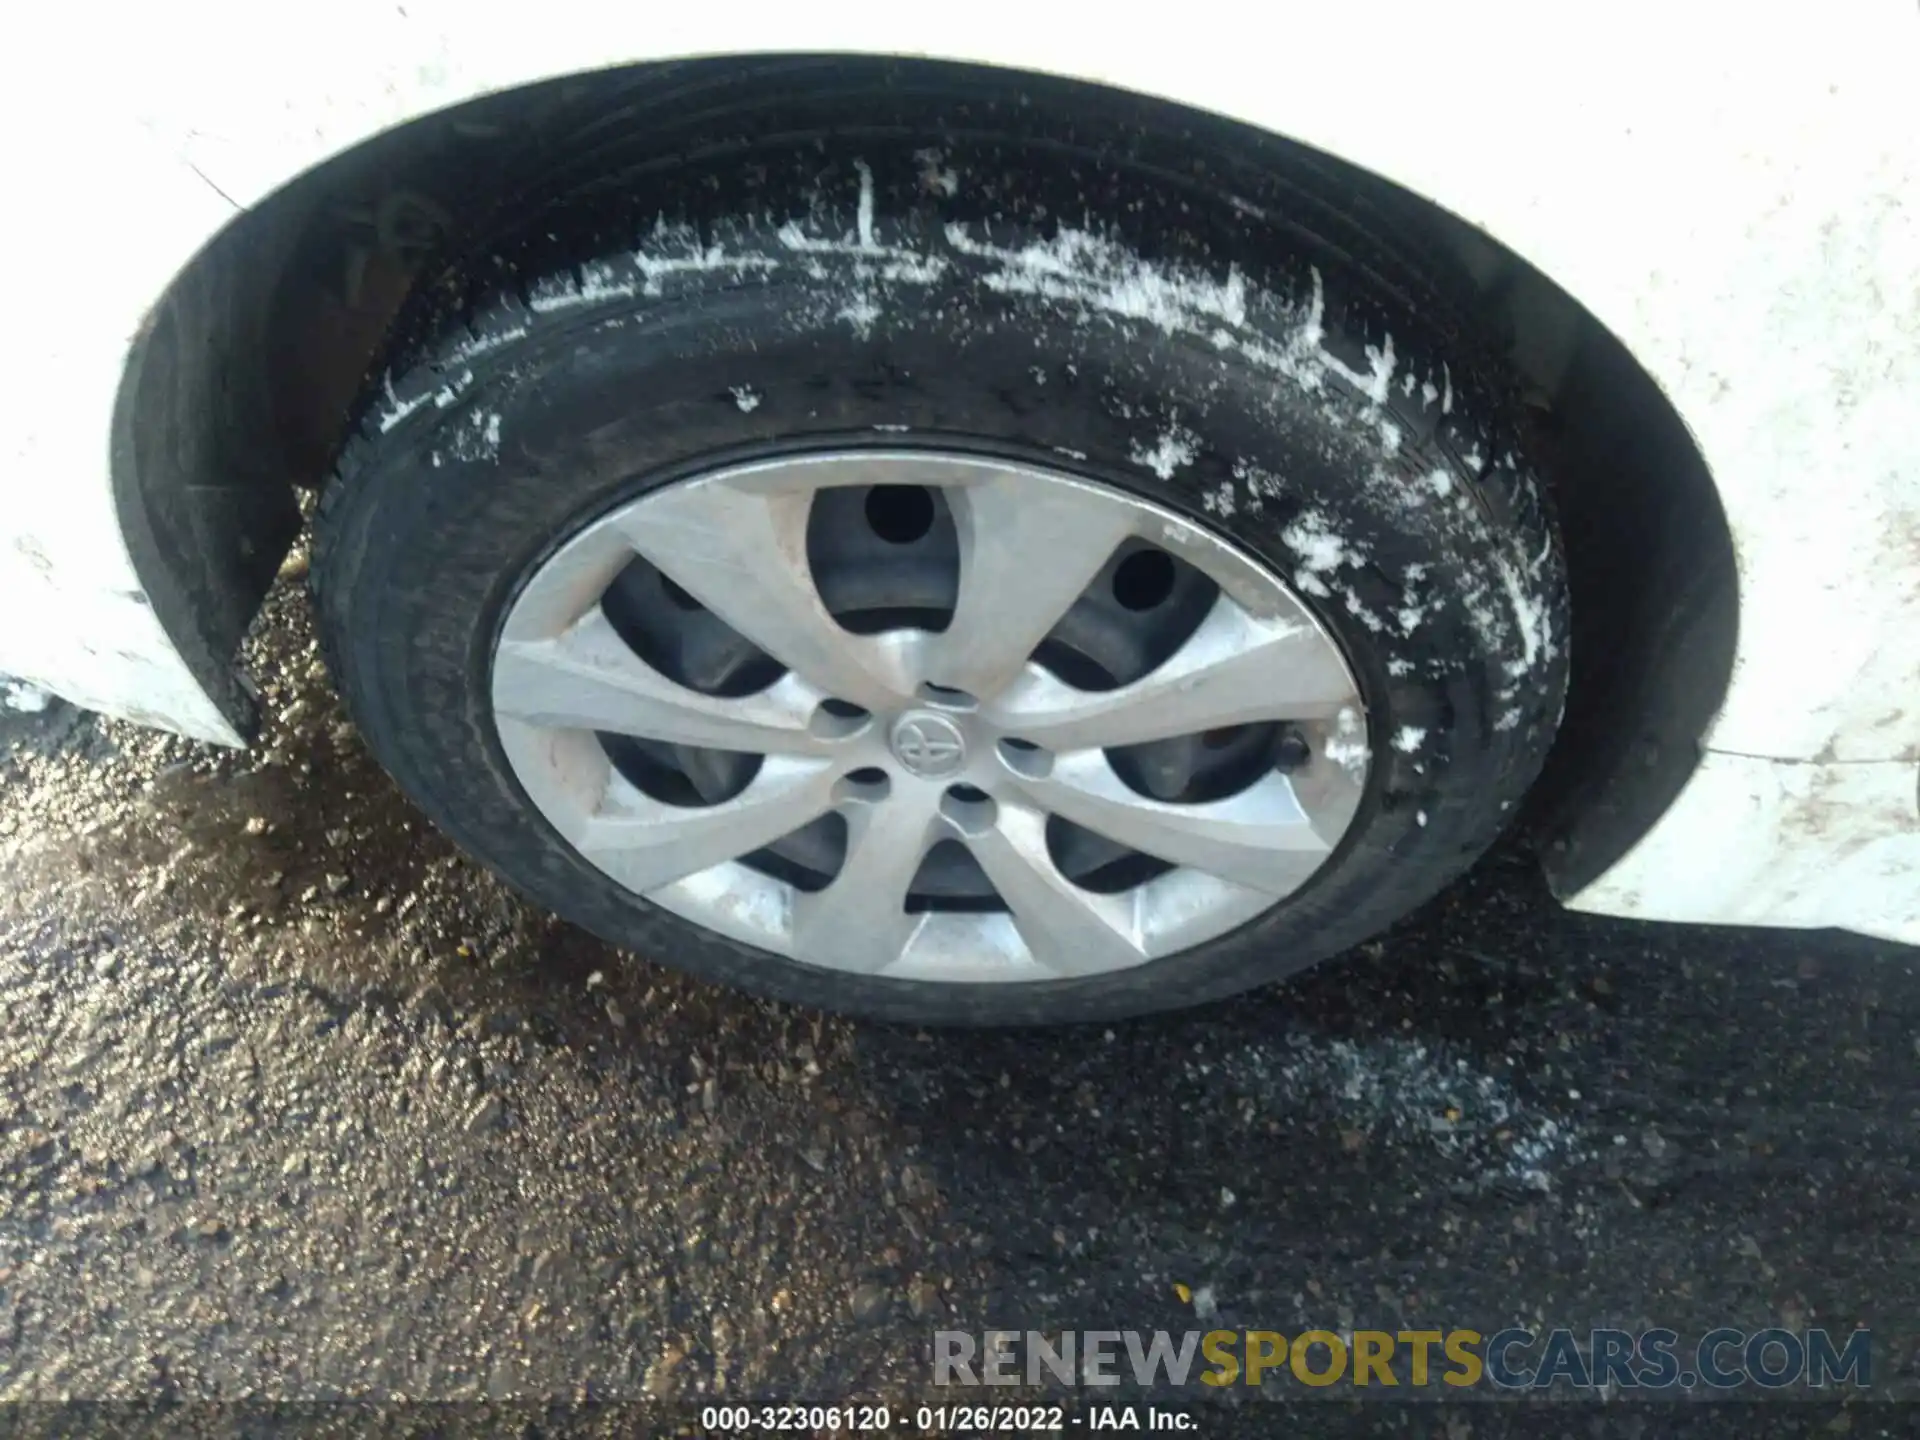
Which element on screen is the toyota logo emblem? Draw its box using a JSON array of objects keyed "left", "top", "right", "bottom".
[{"left": 889, "top": 712, "right": 968, "bottom": 778}]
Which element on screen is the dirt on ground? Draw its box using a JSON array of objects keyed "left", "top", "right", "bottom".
[{"left": 0, "top": 557, "right": 1914, "bottom": 1433}]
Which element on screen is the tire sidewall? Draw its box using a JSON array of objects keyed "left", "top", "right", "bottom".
[{"left": 318, "top": 214, "right": 1566, "bottom": 1025}]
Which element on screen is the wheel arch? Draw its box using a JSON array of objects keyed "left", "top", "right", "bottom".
[{"left": 109, "top": 52, "right": 1737, "bottom": 891}]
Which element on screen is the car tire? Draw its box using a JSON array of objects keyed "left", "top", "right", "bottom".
[{"left": 313, "top": 103, "right": 1568, "bottom": 1025}]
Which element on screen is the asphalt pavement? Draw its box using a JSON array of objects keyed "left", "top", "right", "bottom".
[{"left": 1, "top": 565, "right": 1915, "bottom": 1433}]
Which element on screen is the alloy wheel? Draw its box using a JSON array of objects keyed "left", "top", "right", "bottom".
[{"left": 490, "top": 452, "right": 1368, "bottom": 984}]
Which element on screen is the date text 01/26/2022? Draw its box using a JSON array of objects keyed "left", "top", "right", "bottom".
[{"left": 698, "top": 1403, "right": 1190, "bottom": 1431}]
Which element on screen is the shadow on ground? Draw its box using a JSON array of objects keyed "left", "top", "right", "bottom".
[{"left": 1, "top": 569, "right": 1914, "bottom": 1407}]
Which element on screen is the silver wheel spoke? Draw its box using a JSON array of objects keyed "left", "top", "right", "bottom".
[
  {"left": 614, "top": 481, "right": 913, "bottom": 712},
  {"left": 792, "top": 786, "right": 943, "bottom": 973},
  {"left": 1009, "top": 754, "right": 1330, "bottom": 893},
  {"left": 494, "top": 609, "right": 833, "bottom": 754},
  {"left": 579, "top": 757, "right": 837, "bottom": 893},
  {"left": 922, "top": 471, "right": 1136, "bottom": 698},
  {"left": 494, "top": 451, "right": 1370, "bottom": 987},
  {"left": 965, "top": 805, "right": 1146, "bottom": 976},
  {"left": 986, "top": 597, "right": 1355, "bottom": 751}
]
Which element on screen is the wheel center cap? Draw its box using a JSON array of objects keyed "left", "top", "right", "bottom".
[{"left": 889, "top": 711, "right": 968, "bottom": 778}]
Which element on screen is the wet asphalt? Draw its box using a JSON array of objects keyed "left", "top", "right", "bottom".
[{"left": 1, "top": 563, "right": 1916, "bottom": 1431}]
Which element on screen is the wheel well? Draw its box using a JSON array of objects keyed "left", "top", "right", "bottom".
[{"left": 112, "top": 53, "right": 1736, "bottom": 891}]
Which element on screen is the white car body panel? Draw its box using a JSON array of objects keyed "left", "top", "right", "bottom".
[
  {"left": 2, "top": 2, "right": 1916, "bottom": 936},
  {"left": 0, "top": 125, "right": 247, "bottom": 743}
]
